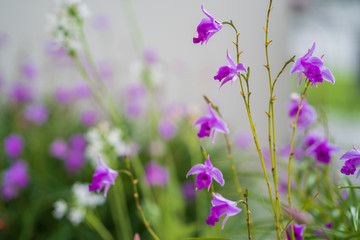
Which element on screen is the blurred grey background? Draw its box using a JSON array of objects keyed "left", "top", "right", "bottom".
[{"left": 0, "top": 0, "right": 359, "bottom": 150}]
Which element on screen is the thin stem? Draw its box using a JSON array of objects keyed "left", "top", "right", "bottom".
[
  {"left": 119, "top": 169, "right": 160, "bottom": 240},
  {"left": 203, "top": 96, "right": 243, "bottom": 197},
  {"left": 287, "top": 80, "right": 310, "bottom": 239},
  {"left": 223, "top": 20, "right": 277, "bottom": 236},
  {"left": 85, "top": 211, "right": 115, "bottom": 240},
  {"left": 244, "top": 189, "right": 252, "bottom": 240}
]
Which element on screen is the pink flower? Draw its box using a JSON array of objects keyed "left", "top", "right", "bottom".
[
  {"left": 89, "top": 156, "right": 118, "bottom": 197},
  {"left": 206, "top": 193, "right": 241, "bottom": 229},
  {"left": 193, "top": 5, "right": 222, "bottom": 45},
  {"left": 194, "top": 104, "right": 229, "bottom": 142},
  {"left": 144, "top": 161, "right": 169, "bottom": 186},
  {"left": 186, "top": 155, "right": 224, "bottom": 191},
  {"left": 291, "top": 42, "right": 335, "bottom": 87}
]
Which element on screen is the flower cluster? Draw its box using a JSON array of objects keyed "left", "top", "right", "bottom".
[
  {"left": 303, "top": 131, "right": 338, "bottom": 165},
  {"left": 339, "top": 147, "right": 360, "bottom": 177},
  {"left": 194, "top": 104, "right": 229, "bottom": 142},
  {"left": 287, "top": 93, "right": 316, "bottom": 129},
  {"left": 291, "top": 42, "right": 335, "bottom": 87},
  {"left": 89, "top": 156, "right": 118, "bottom": 197},
  {"left": 47, "top": 0, "right": 90, "bottom": 53}
]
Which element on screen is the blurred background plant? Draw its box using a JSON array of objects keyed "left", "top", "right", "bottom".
[{"left": 0, "top": 0, "right": 360, "bottom": 239}]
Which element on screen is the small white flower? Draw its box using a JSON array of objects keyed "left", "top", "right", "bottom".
[
  {"left": 67, "top": 207, "right": 85, "bottom": 226},
  {"left": 53, "top": 199, "right": 68, "bottom": 219}
]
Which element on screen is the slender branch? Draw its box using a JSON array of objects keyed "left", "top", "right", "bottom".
[
  {"left": 287, "top": 80, "right": 310, "bottom": 239},
  {"left": 244, "top": 189, "right": 252, "bottom": 240},
  {"left": 223, "top": 21, "right": 277, "bottom": 230},
  {"left": 203, "top": 96, "right": 243, "bottom": 197},
  {"left": 119, "top": 168, "right": 160, "bottom": 240}
]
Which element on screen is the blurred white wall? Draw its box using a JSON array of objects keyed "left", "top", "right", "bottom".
[{"left": 0, "top": 0, "right": 292, "bottom": 146}]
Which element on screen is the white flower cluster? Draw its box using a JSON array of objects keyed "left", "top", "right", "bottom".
[
  {"left": 46, "top": 0, "right": 91, "bottom": 53},
  {"left": 52, "top": 182, "right": 105, "bottom": 226},
  {"left": 85, "top": 122, "right": 133, "bottom": 168}
]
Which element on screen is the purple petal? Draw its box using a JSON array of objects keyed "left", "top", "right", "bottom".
[
  {"left": 340, "top": 147, "right": 360, "bottom": 160},
  {"left": 297, "top": 72, "right": 303, "bottom": 86},
  {"left": 210, "top": 167, "right": 225, "bottom": 186},
  {"left": 290, "top": 59, "right": 303, "bottom": 74},
  {"left": 226, "top": 50, "right": 236, "bottom": 69},
  {"left": 236, "top": 63, "right": 247, "bottom": 73},
  {"left": 186, "top": 164, "right": 206, "bottom": 178},
  {"left": 321, "top": 67, "right": 335, "bottom": 84},
  {"left": 204, "top": 156, "right": 213, "bottom": 168},
  {"left": 194, "top": 115, "right": 211, "bottom": 126},
  {"left": 201, "top": 5, "right": 214, "bottom": 21},
  {"left": 308, "top": 56, "right": 324, "bottom": 67},
  {"left": 303, "top": 42, "right": 316, "bottom": 59}
]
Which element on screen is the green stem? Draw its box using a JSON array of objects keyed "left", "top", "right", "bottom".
[
  {"left": 85, "top": 211, "right": 114, "bottom": 240},
  {"left": 287, "top": 80, "right": 310, "bottom": 239},
  {"left": 244, "top": 189, "right": 252, "bottom": 240},
  {"left": 223, "top": 21, "right": 277, "bottom": 234},
  {"left": 203, "top": 96, "right": 243, "bottom": 197},
  {"left": 119, "top": 168, "right": 160, "bottom": 240}
]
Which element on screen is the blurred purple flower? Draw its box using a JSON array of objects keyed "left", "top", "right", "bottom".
[
  {"left": 165, "top": 103, "right": 188, "bottom": 122},
  {"left": 214, "top": 50, "right": 247, "bottom": 88},
  {"left": 73, "top": 81, "right": 91, "bottom": 99},
  {"left": 186, "top": 155, "right": 224, "bottom": 191},
  {"left": 283, "top": 206, "right": 312, "bottom": 224},
  {"left": 278, "top": 176, "right": 294, "bottom": 194},
  {"left": 284, "top": 223, "right": 305, "bottom": 240},
  {"left": 89, "top": 156, "right": 118, "bottom": 197},
  {"left": 81, "top": 110, "right": 97, "bottom": 126},
  {"left": 45, "top": 40, "right": 73, "bottom": 67},
  {"left": 21, "top": 62, "right": 38, "bottom": 81},
  {"left": 287, "top": 93, "right": 316, "bottom": 129},
  {"left": 206, "top": 193, "right": 241, "bottom": 229},
  {"left": 234, "top": 131, "right": 252, "bottom": 149},
  {"left": 145, "top": 161, "right": 169, "bottom": 187},
  {"left": 9, "top": 82, "right": 33, "bottom": 104},
  {"left": 306, "top": 138, "right": 338, "bottom": 165},
  {"left": 193, "top": 5, "right": 222, "bottom": 45},
  {"left": 4, "top": 134, "right": 23, "bottom": 158},
  {"left": 1, "top": 160, "right": 29, "bottom": 201},
  {"left": 55, "top": 87, "right": 73, "bottom": 104},
  {"left": 291, "top": 42, "right": 335, "bottom": 87},
  {"left": 144, "top": 48, "right": 158, "bottom": 65},
  {"left": 158, "top": 119, "right": 177, "bottom": 139},
  {"left": 0, "top": 73, "right": 3, "bottom": 91},
  {"left": 125, "top": 83, "right": 147, "bottom": 117},
  {"left": 339, "top": 147, "right": 360, "bottom": 177},
  {"left": 92, "top": 14, "right": 110, "bottom": 31},
  {"left": 314, "top": 222, "right": 333, "bottom": 239},
  {"left": 65, "top": 149, "right": 85, "bottom": 173},
  {"left": 98, "top": 60, "right": 114, "bottom": 80},
  {"left": 69, "top": 134, "right": 87, "bottom": 152},
  {"left": 194, "top": 104, "right": 229, "bottom": 142},
  {"left": 50, "top": 139, "right": 68, "bottom": 159},
  {"left": 182, "top": 181, "right": 196, "bottom": 202},
  {"left": 24, "top": 104, "right": 48, "bottom": 125}
]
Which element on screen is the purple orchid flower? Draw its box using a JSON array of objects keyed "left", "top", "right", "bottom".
[
  {"left": 89, "top": 156, "right": 118, "bottom": 197},
  {"left": 194, "top": 104, "right": 229, "bottom": 142},
  {"left": 206, "top": 193, "right": 241, "bottom": 229},
  {"left": 340, "top": 147, "right": 360, "bottom": 177},
  {"left": 284, "top": 223, "right": 305, "bottom": 240},
  {"left": 214, "top": 50, "right": 247, "bottom": 88},
  {"left": 287, "top": 93, "right": 316, "bottom": 129},
  {"left": 290, "top": 42, "right": 335, "bottom": 87},
  {"left": 186, "top": 155, "right": 224, "bottom": 191},
  {"left": 193, "top": 5, "right": 222, "bottom": 45},
  {"left": 50, "top": 139, "right": 68, "bottom": 159},
  {"left": 303, "top": 131, "right": 338, "bottom": 164}
]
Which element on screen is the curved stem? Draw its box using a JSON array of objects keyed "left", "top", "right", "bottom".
[
  {"left": 119, "top": 169, "right": 160, "bottom": 240},
  {"left": 203, "top": 96, "right": 243, "bottom": 197},
  {"left": 287, "top": 80, "right": 310, "bottom": 239},
  {"left": 223, "top": 20, "right": 277, "bottom": 233},
  {"left": 244, "top": 189, "right": 252, "bottom": 240}
]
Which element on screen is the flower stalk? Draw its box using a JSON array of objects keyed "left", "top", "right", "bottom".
[
  {"left": 119, "top": 159, "right": 160, "bottom": 240},
  {"left": 287, "top": 80, "right": 310, "bottom": 239}
]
